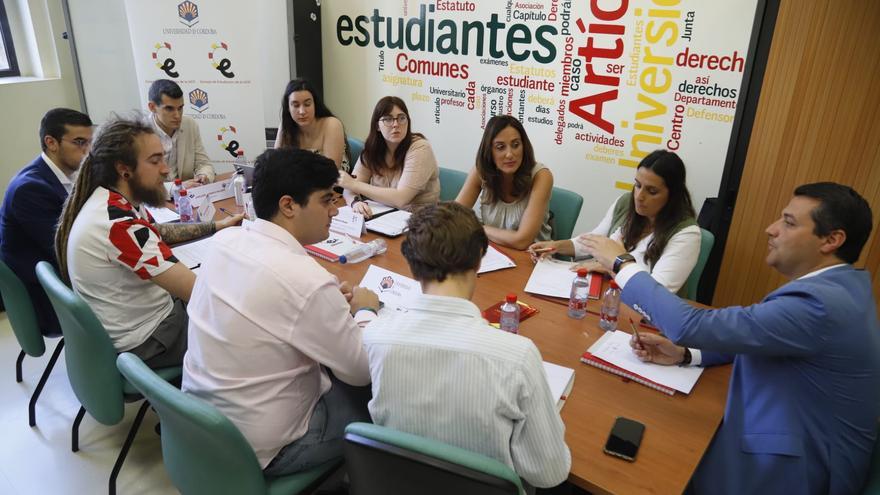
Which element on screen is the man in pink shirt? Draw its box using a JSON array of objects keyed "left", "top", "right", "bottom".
[{"left": 182, "top": 148, "right": 380, "bottom": 474}]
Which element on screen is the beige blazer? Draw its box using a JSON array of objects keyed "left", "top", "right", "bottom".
[{"left": 173, "top": 116, "right": 216, "bottom": 182}]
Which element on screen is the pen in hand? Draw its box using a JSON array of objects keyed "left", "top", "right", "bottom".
[
  {"left": 219, "top": 207, "right": 236, "bottom": 217},
  {"left": 629, "top": 318, "right": 642, "bottom": 347}
]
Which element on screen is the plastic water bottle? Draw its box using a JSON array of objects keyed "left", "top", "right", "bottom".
[
  {"left": 599, "top": 280, "right": 621, "bottom": 332},
  {"left": 499, "top": 294, "right": 520, "bottom": 334},
  {"left": 339, "top": 239, "right": 387, "bottom": 264},
  {"left": 232, "top": 170, "right": 246, "bottom": 206},
  {"left": 170, "top": 178, "right": 182, "bottom": 207},
  {"left": 177, "top": 189, "right": 194, "bottom": 223},
  {"left": 243, "top": 187, "right": 256, "bottom": 221},
  {"left": 568, "top": 268, "right": 590, "bottom": 319}
]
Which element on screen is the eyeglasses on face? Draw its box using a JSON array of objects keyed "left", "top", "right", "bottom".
[
  {"left": 378, "top": 115, "right": 408, "bottom": 126},
  {"left": 61, "top": 138, "right": 92, "bottom": 149}
]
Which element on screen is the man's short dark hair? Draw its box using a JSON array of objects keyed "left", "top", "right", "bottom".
[
  {"left": 148, "top": 79, "right": 183, "bottom": 104},
  {"left": 251, "top": 148, "right": 339, "bottom": 220},
  {"left": 401, "top": 202, "right": 489, "bottom": 283},
  {"left": 794, "top": 182, "right": 873, "bottom": 264},
  {"left": 39, "top": 108, "right": 92, "bottom": 151}
]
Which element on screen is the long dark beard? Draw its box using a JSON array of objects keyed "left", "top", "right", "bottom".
[{"left": 129, "top": 176, "right": 168, "bottom": 207}]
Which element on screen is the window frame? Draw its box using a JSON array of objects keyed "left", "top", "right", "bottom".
[{"left": 0, "top": 0, "right": 20, "bottom": 77}]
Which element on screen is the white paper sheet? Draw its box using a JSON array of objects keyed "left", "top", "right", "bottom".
[
  {"left": 171, "top": 236, "right": 215, "bottom": 269},
  {"left": 145, "top": 206, "right": 180, "bottom": 224},
  {"left": 524, "top": 258, "right": 578, "bottom": 298},
  {"left": 359, "top": 265, "right": 422, "bottom": 312},
  {"left": 365, "top": 210, "right": 412, "bottom": 237},
  {"left": 543, "top": 361, "right": 575, "bottom": 411},
  {"left": 330, "top": 206, "right": 365, "bottom": 238},
  {"left": 478, "top": 245, "right": 516, "bottom": 274},
  {"left": 589, "top": 331, "right": 704, "bottom": 394},
  {"left": 364, "top": 200, "right": 395, "bottom": 216}
]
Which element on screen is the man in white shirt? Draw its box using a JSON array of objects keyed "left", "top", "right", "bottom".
[
  {"left": 183, "top": 148, "right": 380, "bottom": 475},
  {"left": 147, "top": 79, "right": 215, "bottom": 188},
  {"left": 55, "top": 116, "right": 241, "bottom": 368},
  {"left": 363, "top": 201, "right": 571, "bottom": 489},
  {"left": 581, "top": 182, "right": 880, "bottom": 494}
]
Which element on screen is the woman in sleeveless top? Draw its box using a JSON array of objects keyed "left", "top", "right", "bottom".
[
  {"left": 274, "top": 78, "right": 351, "bottom": 171},
  {"left": 339, "top": 96, "right": 440, "bottom": 216},
  {"left": 529, "top": 150, "right": 700, "bottom": 295},
  {"left": 455, "top": 115, "right": 553, "bottom": 250}
]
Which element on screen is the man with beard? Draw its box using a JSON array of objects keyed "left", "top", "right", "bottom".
[{"left": 55, "top": 116, "right": 242, "bottom": 368}]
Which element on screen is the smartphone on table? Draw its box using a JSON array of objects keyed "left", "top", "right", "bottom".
[{"left": 603, "top": 417, "right": 645, "bottom": 462}]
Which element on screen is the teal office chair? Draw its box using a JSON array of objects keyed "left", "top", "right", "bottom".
[
  {"left": 549, "top": 186, "right": 584, "bottom": 241},
  {"left": 684, "top": 228, "right": 715, "bottom": 301},
  {"left": 116, "top": 352, "right": 341, "bottom": 495},
  {"left": 0, "top": 258, "right": 63, "bottom": 427},
  {"left": 35, "top": 261, "right": 181, "bottom": 495},
  {"left": 344, "top": 422, "right": 524, "bottom": 495},
  {"left": 347, "top": 137, "right": 365, "bottom": 167},
  {"left": 439, "top": 167, "right": 468, "bottom": 201}
]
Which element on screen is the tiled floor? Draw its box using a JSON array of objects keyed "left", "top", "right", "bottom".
[{"left": 0, "top": 314, "right": 177, "bottom": 494}]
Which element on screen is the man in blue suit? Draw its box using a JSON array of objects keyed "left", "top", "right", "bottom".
[
  {"left": 0, "top": 108, "right": 92, "bottom": 335},
  {"left": 581, "top": 182, "right": 879, "bottom": 494}
]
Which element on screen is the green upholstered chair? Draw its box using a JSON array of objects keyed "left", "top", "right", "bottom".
[
  {"left": 0, "top": 258, "right": 63, "bottom": 427},
  {"left": 344, "top": 422, "right": 524, "bottom": 495},
  {"left": 439, "top": 167, "right": 468, "bottom": 201},
  {"left": 549, "top": 186, "right": 584, "bottom": 241},
  {"left": 685, "top": 228, "right": 715, "bottom": 301},
  {"left": 35, "top": 261, "right": 181, "bottom": 495},
  {"left": 116, "top": 352, "right": 341, "bottom": 495},
  {"left": 347, "top": 137, "right": 365, "bottom": 167}
]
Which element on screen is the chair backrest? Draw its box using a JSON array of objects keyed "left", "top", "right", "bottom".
[
  {"left": 344, "top": 422, "right": 523, "bottom": 495},
  {"left": 439, "top": 167, "right": 468, "bottom": 202},
  {"left": 549, "top": 187, "right": 584, "bottom": 240},
  {"left": 0, "top": 258, "right": 45, "bottom": 357},
  {"left": 35, "top": 261, "right": 125, "bottom": 425},
  {"left": 116, "top": 353, "right": 269, "bottom": 495},
  {"left": 347, "top": 137, "right": 365, "bottom": 166},
  {"left": 685, "top": 228, "right": 715, "bottom": 300}
]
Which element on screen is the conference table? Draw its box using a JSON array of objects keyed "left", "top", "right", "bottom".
[{"left": 205, "top": 196, "right": 731, "bottom": 495}]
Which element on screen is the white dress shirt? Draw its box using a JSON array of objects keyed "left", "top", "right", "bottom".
[
  {"left": 41, "top": 152, "right": 75, "bottom": 193},
  {"left": 182, "top": 219, "right": 373, "bottom": 467},
  {"left": 363, "top": 293, "right": 571, "bottom": 488}
]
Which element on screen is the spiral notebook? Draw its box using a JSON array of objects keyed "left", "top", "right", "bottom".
[
  {"left": 305, "top": 235, "right": 364, "bottom": 262},
  {"left": 581, "top": 330, "right": 704, "bottom": 396}
]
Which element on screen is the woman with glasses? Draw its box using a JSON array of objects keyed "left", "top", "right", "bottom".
[
  {"left": 455, "top": 115, "right": 553, "bottom": 250},
  {"left": 339, "top": 96, "right": 440, "bottom": 216},
  {"left": 275, "top": 78, "right": 351, "bottom": 171}
]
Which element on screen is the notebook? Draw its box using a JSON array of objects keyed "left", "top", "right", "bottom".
[
  {"left": 581, "top": 330, "right": 704, "bottom": 395},
  {"left": 524, "top": 258, "right": 603, "bottom": 299},
  {"left": 543, "top": 361, "right": 575, "bottom": 412},
  {"left": 365, "top": 210, "right": 412, "bottom": 237},
  {"left": 305, "top": 235, "right": 365, "bottom": 262}
]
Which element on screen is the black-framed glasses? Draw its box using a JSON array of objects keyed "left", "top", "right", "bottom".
[
  {"left": 379, "top": 115, "right": 408, "bottom": 126},
  {"left": 61, "top": 138, "right": 92, "bottom": 149}
]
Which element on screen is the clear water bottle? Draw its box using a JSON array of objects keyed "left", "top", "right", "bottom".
[
  {"left": 243, "top": 187, "right": 256, "bottom": 221},
  {"left": 232, "top": 170, "right": 246, "bottom": 206},
  {"left": 170, "top": 178, "right": 182, "bottom": 207},
  {"left": 499, "top": 293, "right": 520, "bottom": 334},
  {"left": 568, "top": 268, "right": 590, "bottom": 319},
  {"left": 339, "top": 239, "right": 387, "bottom": 264},
  {"left": 177, "top": 189, "right": 194, "bottom": 223},
  {"left": 599, "top": 280, "right": 621, "bottom": 332}
]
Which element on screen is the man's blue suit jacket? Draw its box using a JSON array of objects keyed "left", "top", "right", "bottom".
[
  {"left": 622, "top": 265, "right": 880, "bottom": 494},
  {"left": 0, "top": 155, "right": 67, "bottom": 336}
]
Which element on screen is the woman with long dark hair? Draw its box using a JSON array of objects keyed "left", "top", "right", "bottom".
[
  {"left": 339, "top": 96, "right": 439, "bottom": 215},
  {"left": 274, "top": 78, "right": 350, "bottom": 170},
  {"left": 455, "top": 115, "right": 553, "bottom": 250},
  {"left": 529, "top": 149, "right": 700, "bottom": 295}
]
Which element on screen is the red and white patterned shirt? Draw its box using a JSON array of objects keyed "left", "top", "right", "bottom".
[{"left": 67, "top": 186, "right": 178, "bottom": 351}]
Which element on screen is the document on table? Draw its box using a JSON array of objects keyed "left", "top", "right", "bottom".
[
  {"left": 478, "top": 245, "right": 516, "bottom": 274},
  {"left": 364, "top": 200, "right": 396, "bottom": 216},
  {"left": 330, "top": 206, "right": 365, "bottom": 238},
  {"left": 543, "top": 361, "right": 575, "bottom": 412},
  {"left": 359, "top": 265, "right": 422, "bottom": 313},
  {"left": 171, "top": 236, "right": 215, "bottom": 269},
  {"left": 524, "top": 258, "right": 578, "bottom": 298},
  {"left": 365, "top": 210, "right": 412, "bottom": 237},
  {"left": 591, "top": 330, "right": 704, "bottom": 394},
  {"left": 145, "top": 206, "right": 180, "bottom": 224}
]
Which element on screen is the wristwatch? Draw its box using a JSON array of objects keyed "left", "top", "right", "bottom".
[{"left": 612, "top": 253, "right": 636, "bottom": 274}]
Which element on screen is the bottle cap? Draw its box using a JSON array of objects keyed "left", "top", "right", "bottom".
[
  {"left": 179, "top": 189, "right": 187, "bottom": 196},
  {"left": 609, "top": 280, "right": 620, "bottom": 290},
  {"left": 505, "top": 293, "right": 517, "bottom": 303},
  {"left": 577, "top": 268, "right": 588, "bottom": 277},
  {"left": 338, "top": 256, "right": 348, "bottom": 264},
  {"left": 174, "top": 178, "right": 182, "bottom": 185}
]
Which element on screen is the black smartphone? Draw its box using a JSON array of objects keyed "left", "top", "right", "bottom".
[{"left": 603, "top": 417, "right": 645, "bottom": 461}]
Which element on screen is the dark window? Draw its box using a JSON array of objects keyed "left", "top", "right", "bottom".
[{"left": 0, "top": 0, "right": 20, "bottom": 77}]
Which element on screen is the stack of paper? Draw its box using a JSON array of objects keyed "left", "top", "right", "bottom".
[
  {"left": 478, "top": 246, "right": 516, "bottom": 274},
  {"left": 145, "top": 206, "right": 180, "bottom": 224},
  {"left": 172, "top": 236, "right": 215, "bottom": 269},
  {"left": 524, "top": 258, "right": 579, "bottom": 298},
  {"left": 543, "top": 361, "right": 575, "bottom": 411}
]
